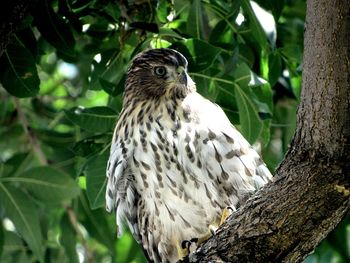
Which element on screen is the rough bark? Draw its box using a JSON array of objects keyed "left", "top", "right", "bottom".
[{"left": 189, "top": 0, "right": 350, "bottom": 262}]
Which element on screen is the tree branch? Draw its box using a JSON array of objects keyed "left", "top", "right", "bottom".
[
  {"left": 65, "top": 204, "right": 94, "bottom": 263},
  {"left": 14, "top": 98, "right": 48, "bottom": 165},
  {"left": 188, "top": 0, "right": 350, "bottom": 262}
]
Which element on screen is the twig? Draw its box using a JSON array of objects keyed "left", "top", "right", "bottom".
[
  {"left": 65, "top": 204, "right": 94, "bottom": 263},
  {"left": 14, "top": 98, "right": 47, "bottom": 165}
]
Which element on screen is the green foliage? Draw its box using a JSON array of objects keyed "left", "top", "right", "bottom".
[
  {"left": 0, "top": 37, "right": 40, "bottom": 98},
  {"left": 0, "top": 0, "right": 345, "bottom": 262},
  {"left": 64, "top": 106, "right": 118, "bottom": 133},
  {"left": 0, "top": 184, "right": 43, "bottom": 262},
  {"left": 85, "top": 152, "right": 109, "bottom": 209}
]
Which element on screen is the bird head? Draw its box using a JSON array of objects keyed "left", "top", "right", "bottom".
[{"left": 124, "top": 48, "right": 196, "bottom": 103}]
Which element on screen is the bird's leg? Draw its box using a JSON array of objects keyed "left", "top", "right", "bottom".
[
  {"left": 219, "top": 206, "right": 235, "bottom": 226},
  {"left": 195, "top": 206, "right": 235, "bottom": 244},
  {"left": 177, "top": 207, "right": 235, "bottom": 261},
  {"left": 176, "top": 240, "right": 188, "bottom": 260},
  {"left": 177, "top": 227, "right": 219, "bottom": 261},
  {"left": 177, "top": 239, "right": 198, "bottom": 261}
]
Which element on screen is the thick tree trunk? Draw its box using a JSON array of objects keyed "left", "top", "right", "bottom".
[{"left": 189, "top": 0, "right": 350, "bottom": 262}]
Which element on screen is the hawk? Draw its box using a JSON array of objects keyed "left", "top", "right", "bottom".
[{"left": 106, "top": 48, "right": 272, "bottom": 263}]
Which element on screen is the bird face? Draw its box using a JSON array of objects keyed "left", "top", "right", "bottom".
[
  {"left": 124, "top": 48, "right": 195, "bottom": 102},
  {"left": 150, "top": 63, "right": 187, "bottom": 86}
]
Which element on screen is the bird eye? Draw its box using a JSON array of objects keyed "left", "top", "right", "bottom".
[{"left": 154, "top": 66, "right": 167, "bottom": 77}]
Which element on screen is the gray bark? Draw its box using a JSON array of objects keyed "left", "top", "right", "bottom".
[{"left": 188, "top": 0, "right": 350, "bottom": 262}]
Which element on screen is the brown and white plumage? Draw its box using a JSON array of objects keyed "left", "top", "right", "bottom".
[{"left": 106, "top": 48, "right": 272, "bottom": 263}]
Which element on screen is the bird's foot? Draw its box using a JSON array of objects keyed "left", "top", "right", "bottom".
[
  {"left": 219, "top": 206, "right": 235, "bottom": 226},
  {"left": 177, "top": 238, "right": 198, "bottom": 262},
  {"left": 335, "top": 184, "right": 350, "bottom": 196},
  {"left": 177, "top": 207, "right": 235, "bottom": 261},
  {"left": 177, "top": 224, "right": 221, "bottom": 261}
]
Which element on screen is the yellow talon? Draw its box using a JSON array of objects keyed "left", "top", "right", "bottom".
[
  {"left": 177, "top": 207, "right": 235, "bottom": 261},
  {"left": 219, "top": 206, "right": 235, "bottom": 225},
  {"left": 176, "top": 240, "right": 189, "bottom": 261},
  {"left": 335, "top": 184, "right": 350, "bottom": 196},
  {"left": 177, "top": 234, "right": 211, "bottom": 261}
]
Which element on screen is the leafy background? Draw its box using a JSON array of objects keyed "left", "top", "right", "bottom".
[{"left": 0, "top": 0, "right": 349, "bottom": 262}]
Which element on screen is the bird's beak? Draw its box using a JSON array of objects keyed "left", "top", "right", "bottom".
[{"left": 176, "top": 66, "right": 187, "bottom": 85}]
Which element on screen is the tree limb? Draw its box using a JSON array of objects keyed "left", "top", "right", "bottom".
[
  {"left": 189, "top": 0, "right": 350, "bottom": 262},
  {"left": 14, "top": 98, "right": 48, "bottom": 166}
]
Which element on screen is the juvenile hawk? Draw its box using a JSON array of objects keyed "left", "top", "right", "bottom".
[{"left": 106, "top": 48, "right": 272, "bottom": 263}]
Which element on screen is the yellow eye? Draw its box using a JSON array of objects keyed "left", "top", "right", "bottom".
[{"left": 154, "top": 66, "right": 167, "bottom": 77}]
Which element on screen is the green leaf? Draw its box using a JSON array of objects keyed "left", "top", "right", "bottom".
[
  {"left": 208, "top": 1, "right": 241, "bottom": 46},
  {"left": 5, "top": 166, "right": 80, "bottom": 205},
  {"left": 65, "top": 106, "right": 118, "bottom": 133},
  {"left": 187, "top": 0, "right": 204, "bottom": 39},
  {"left": 0, "top": 224, "right": 3, "bottom": 257},
  {"left": 0, "top": 152, "right": 31, "bottom": 179},
  {"left": 234, "top": 84, "right": 263, "bottom": 144},
  {"left": 209, "top": 20, "right": 234, "bottom": 46},
  {"left": 33, "top": 0, "right": 76, "bottom": 59},
  {"left": 1, "top": 230, "right": 32, "bottom": 263},
  {"left": 238, "top": 44, "right": 255, "bottom": 67},
  {"left": 156, "top": 0, "right": 170, "bottom": 23},
  {"left": 60, "top": 214, "right": 79, "bottom": 263},
  {"left": 90, "top": 49, "right": 128, "bottom": 93},
  {"left": 102, "top": 2, "right": 121, "bottom": 22},
  {"left": 233, "top": 61, "right": 252, "bottom": 88},
  {"left": 172, "top": 39, "right": 221, "bottom": 72},
  {"left": 17, "top": 28, "right": 38, "bottom": 58},
  {"left": 85, "top": 152, "right": 109, "bottom": 209},
  {"left": 233, "top": 62, "right": 272, "bottom": 113},
  {"left": 260, "top": 119, "right": 271, "bottom": 146},
  {"left": 231, "top": 62, "right": 269, "bottom": 142},
  {"left": 241, "top": 0, "right": 268, "bottom": 51},
  {"left": 100, "top": 51, "right": 127, "bottom": 84},
  {"left": 0, "top": 184, "right": 43, "bottom": 262},
  {"left": 117, "top": 232, "right": 148, "bottom": 263},
  {"left": 116, "top": 233, "right": 135, "bottom": 263},
  {"left": 72, "top": 134, "right": 108, "bottom": 158},
  {"left": 79, "top": 193, "right": 115, "bottom": 251},
  {"left": 99, "top": 76, "right": 125, "bottom": 97},
  {"left": 279, "top": 45, "right": 302, "bottom": 63},
  {"left": 252, "top": 82, "right": 273, "bottom": 114},
  {"left": 268, "top": 51, "right": 282, "bottom": 87},
  {"left": 326, "top": 218, "right": 350, "bottom": 262},
  {"left": 158, "top": 28, "right": 183, "bottom": 39},
  {"left": 0, "top": 37, "right": 40, "bottom": 98},
  {"left": 279, "top": 102, "right": 297, "bottom": 153},
  {"left": 35, "top": 129, "right": 75, "bottom": 148}
]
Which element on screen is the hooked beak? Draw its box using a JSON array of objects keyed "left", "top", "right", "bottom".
[{"left": 176, "top": 66, "right": 187, "bottom": 85}]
